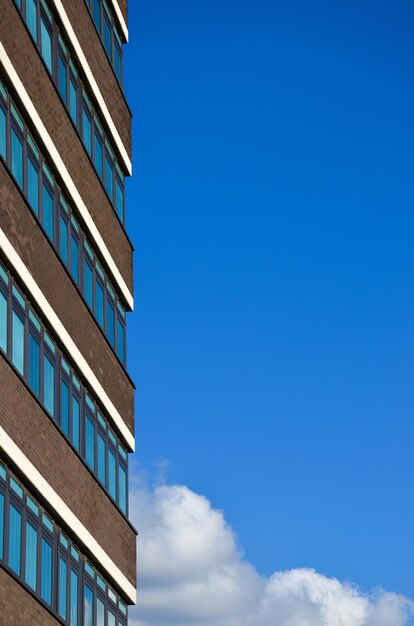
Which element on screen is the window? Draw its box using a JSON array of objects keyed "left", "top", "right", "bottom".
[
  {"left": 94, "top": 132, "right": 103, "bottom": 179},
  {"left": 92, "top": 0, "right": 101, "bottom": 30},
  {"left": 9, "top": 504, "right": 22, "bottom": 575},
  {"left": 28, "top": 158, "right": 39, "bottom": 216},
  {"left": 59, "top": 557, "right": 68, "bottom": 619},
  {"left": 95, "top": 281, "right": 104, "bottom": 329},
  {"left": 40, "top": 16, "right": 52, "bottom": 72},
  {"left": 60, "top": 215, "right": 69, "bottom": 265},
  {"left": 105, "top": 156, "right": 113, "bottom": 200},
  {"left": 103, "top": 16, "right": 112, "bottom": 57},
  {"left": 71, "top": 235, "right": 79, "bottom": 285},
  {"left": 69, "top": 77, "right": 78, "bottom": 124},
  {"left": 11, "top": 128, "right": 23, "bottom": 189},
  {"left": 61, "top": 379, "right": 69, "bottom": 436},
  {"left": 108, "top": 450, "right": 116, "bottom": 500},
  {"left": 108, "top": 611, "right": 116, "bottom": 626},
  {"left": 84, "top": 259, "right": 93, "bottom": 309},
  {"left": 71, "top": 569, "right": 79, "bottom": 626},
  {"left": 85, "top": 416, "right": 95, "bottom": 470},
  {"left": 43, "top": 183, "right": 54, "bottom": 241},
  {"left": 26, "top": 0, "right": 38, "bottom": 42},
  {"left": 41, "top": 538, "right": 53, "bottom": 605},
  {"left": 43, "top": 354, "right": 55, "bottom": 416},
  {"left": 106, "top": 300, "right": 115, "bottom": 347},
  {"left": 115, "top": 178, "right": 124, "bottom": 222},
  {"left": 0, "top": 492, "right": 4, "bottom": 560},
  {"left": 84, "top": 584, "right": 94, "bottom": 626},
  {"left": 119, "top": 465, "right": 126, "bottom": 514},
  {"left": 58, "top": 55, "right": 67, "bottom": 102},
  {"left": 72, "top": 396, "right": 80, "bottom": 451},
  {"left": 114, "top": 42, "right": 122, "bottom": 83},
  {"left": 12, "top": 310, "right": 24, "bottom": 375},
  {"left": 0, "top": 107, "right": 6, "bottom": 160},
  {"left": 0, "top": 291, "right": 7, "bottom": 353},
  {"left": 97, "top": 434, "right": 106, "bottom": 485},
  {"left": 29, "top": 333, "right": 40, "bottom": 397},
  {"left": 25, "top": 522, "right": 38, "bottom": 591},
  {"left": 117, "top": 318, "right": 125, "bottom": 364},
  {"left": 97, "top": 597, "right": 105, "bottom": 626},
  {"left": 82, "top": 108, "right": 92, "bottom": 156}
]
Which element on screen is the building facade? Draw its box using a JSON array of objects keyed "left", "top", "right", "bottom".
[{"left": 0, "top": 0, "right": 136, "bottom": 623}]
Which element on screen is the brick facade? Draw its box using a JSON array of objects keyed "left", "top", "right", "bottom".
[{"left": 0, "top": 570, "right": 60, "bottom": 625}]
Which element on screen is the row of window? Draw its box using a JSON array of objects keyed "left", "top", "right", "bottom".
[
  {"left": 0, "top": 76, "right": 127, "bottom": 366},
  {"left": 0, "top": 461, "right": 128, "bottom": 625},
  {"left": 13, "top": 0, "right": 126, "bottom": 223},
  {"left": 0, "top": 261, "right": 129, "bottom": 516},
  {"left": 84, "top": 0, "right": 123, "bottom": 85}
]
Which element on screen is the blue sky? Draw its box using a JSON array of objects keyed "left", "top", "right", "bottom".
[{"left": 124, "top": 0, "right": 414, "bottom": 609}]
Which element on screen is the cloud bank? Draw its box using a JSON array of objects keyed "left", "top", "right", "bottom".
[{"left": 128, "top": 476, "right": 413, "bottom": 626}]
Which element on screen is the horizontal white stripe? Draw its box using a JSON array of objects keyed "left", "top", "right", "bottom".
[
  {"left": 108, "top": 0, "right": 129, "bottom": 43},
  {"left": 0, "top": 229, "right": 135, "bottom": 452},
  {"left": 0, "top": 428, "right": 136, "bottom": 604},
  {"left": 51, "top": 0, "right": 131, "bottom": 173},
  {"left": 0, "top": 45, "right": 134, "bottom": 312}
]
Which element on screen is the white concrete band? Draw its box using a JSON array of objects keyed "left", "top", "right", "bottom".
[
  {"left": 0, "top": 45, "right": 134, "bottom": 312},
  {"left": 0, "top": 229, "right": 135, "bottom": 452},
  {"left": 108, "top": 0, "right": 129, "bottom": 43},
  {"left": 50, "top": 0, "right": 131, "bottom": 174},
  {"left": 0, "top": 427, "right": 136, "bottom": 605}
]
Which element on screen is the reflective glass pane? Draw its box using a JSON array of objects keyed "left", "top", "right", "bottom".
[
  {"left": 41, "top": 538, "right": 52, "bottom": 605},
  {"left": 9, "top": 504, "right": 22, "bottom": 575},
  {"left": 61, "top": 379, "right": 69, "bottom": 436},
  {"left": 108, "top": 611, "right": 116, "bottom": 626},
  {"left": 71, "top": 236, "right": 79, "bottom": 285},
  {"left": 25, "top": 521, "right": 38, "bottom": 591},
  {"left": 115, "top": 179, "right": 124, "bottom": 222},
  {"left": 94, "top": 133, "right": 103, "bottom": 179},
  {"left": 69, "top": 79, "right": 77, "bottom": 124},
  {"left": 97, "top": 434, "right": 106, "bottom": 485},
  {"left": 43, "top": 184, "right": 54, "bottom": 241},
  {"left": 108, "top": 449, "right": 116, "bottom": 500},
  {"left": 0, "top": 107, "right": 6, "bottom": 160},
  {"left": 11, "top": 128, "right": 23, "bottom": 189},
  {"left": 26, "top": 0, "right": 37, "bottom": 41},
  {"left": 59, "top": 55, "right": 67, "bottom": 103},
  {"left": 95, "top": 281, "right": 104, "bottom": 329},
  {"left": 106, "top": 300, "right": 115, "bottom": 347},
  {"left": 114, "top": 43, "right": 122, "bottom": 82},
  {"left": 59, "top": 557, "right": 67, "bottom": 619},
  {"left": 0, "top": 291, "right": 7, "bottom": 353},
  {"left": 28, "top": 158, "right": 39, "bottom": 216},
  {"left": 105, "top": 156, "right": 113, "bottom": 200},
  {"left": 93, "top": 0, "right": 101, "bottom": 30},
  {"left": 104, "top": 17, "right": 111, "bottom": 57},
  {"left": 43, "top": 354, "right": 55, "bottom": 416},
  {"left": 40, "top": 18, "right": 52, "bottom": 72},
  {"left": 85, "top": 416, "right": 95, "bottom": 470},
  {"left": 0, "top": 492, "right": 4, "bottom": 560},
  {"left": 29, "top": 333, "right": 40, "bottom": 397},
  {"left": 12, "top": 311, "right": 24, "bottom": 375},
  {"left": 119, "top": 464, "right": 126, "bottom": 514},
  {"left": 117, "top": 318, "right": 125, "bottom": 364},
  {"left": 70, "top": 569, "right": 78, "bottom": 626},
  {"left": 84, "top": 260, "right": 93, "bottom": 309},
  {"left": 84, "top": 584, "right": 94, "bottom": 626},
  {"left": 72, "top": 396, "right": 80, "bottom": 451},
  {"left": 97, "top": 597, "right": 105, "bottom": 626},
  {"left": 82, "top": 109, "right": 92, "bottom": 156},
  {"left": 60, "top": 215, "right": 68, "bottom": 265}
]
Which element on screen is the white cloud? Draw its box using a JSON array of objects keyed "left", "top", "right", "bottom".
[{"left": 128, "top": 474, "right": 414, "bottom": 626}]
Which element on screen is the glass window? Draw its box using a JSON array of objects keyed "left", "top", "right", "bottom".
[
  {"left": 12, "top": 311, "right": 24, "bottom": 375},
  {"left": 28, "top": 158, "right": 39, "bottom": 216},
  {"left": 69, "top": 78, "right": 77, "bottom": 124},
  {"left": 70, "top": 569, "right": 78, "bottom": 626},
  {"left": 94, "top": 133, "right": 103, "bottom": 179},
  {"left": 108, "top": 611, "right": 116, "bottom": 626},
  {"left": 61, "top": 379, "right": 69, "bottom": 436},
  {"left": 115, "top": 179, "right": 124, "bottom": 222},
  {"left": 97, "top": 597, "right": 105, "bottom": 626},
  {"left": 43, "top": 354, "right": 55, "bottom": 416},
  {"left": 9, "top": 503, "right": 22, "bottom": 575},
  {"left": 40, "top": 17, "right": 52, "bottom": 72},
  {"left": 93, "top": 0, "right": 101, "bottom": 30},
  {"left": 95, "top": 281, "right": 104, "bottom": 329},
  {"left": 82, "top": 109, "right": 92, "bottom": 156},
  {"left": 59, "top": 557, "right": 68, "bottom": 619},
  {"left": 11, "top": 128, "right": 23, "bottom": 189},
  {"left": 105, "top": 156, "right": 113, "bottom": 200},
  {"left": 0, "top": 291, "right": 7, "bottom": 353},
  {"left": 29, "top": 333, "right": 40, "bottom": 397},
  {"left": 60, "top": 215, "right": 69, "bottom": 265},
  {"left": 72, "top": 396, "right": 80, "bottom": 451},
  {"left": 41, "top": 538, "right": 52, "bottom": 605},
  {"left": 119, "top": 464, "right": 126, "bottom": 514},
  {"left": 103, "top": 16, "right": 111, "bottom": 57},
  {"left": 59, "top": 55, "right": 67, "bottom": 103},
  {"left": 108, "top": 449, "right": 116, "bottom": 500},
  {"left": 84, "top": 260, "right": 93, "bottom": 309},
  {"left": 0, "top": 492, "right": 4, "bottom": 560},
  {"left": 106, "top": 300, "right": 115, "bottom": 347},
  {"left": 71, "top": 235, "right": 79, "bottom": 285},
  {"left": 0, "top": 107, "right": 6, "bottom": 160},
  {"left": 114, "top": 43, "right": 122, "bottom": 83},
  {"left": 97, "top": 433, "right": 106, "bottom": 485},
  {"left": 85, "top": 416, "right": 95, "bottom": 470},
  {"left": 43, "top": 183, "right": 54, "bottom": 241},
  {"left": 26, "top": 0, "right": 38, "bottom": 42},
  {"left": 25, "top": 521, "right": 38, "bottom": 591},
  {"left": 84, "top": 584, "right": 94, "bottom": 626},
  {"left": 117, "top": 318, "right": 125, "bottom": 364}
]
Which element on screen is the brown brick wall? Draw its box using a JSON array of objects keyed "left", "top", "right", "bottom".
[
  {"left": 0, "top": 357, "right": 137, "bottom": 587},
  {"left": 65, "top": 0, "right": 132, "bottom": 157},
  {"left": 1, "top": 2, "right": 133, "bottom": 294},
  {"left": 0, "top": 166, "right": 134, "bottom": 436},
  {"left": 0, "top": 569, "right": 60, "bottom": 625}
]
